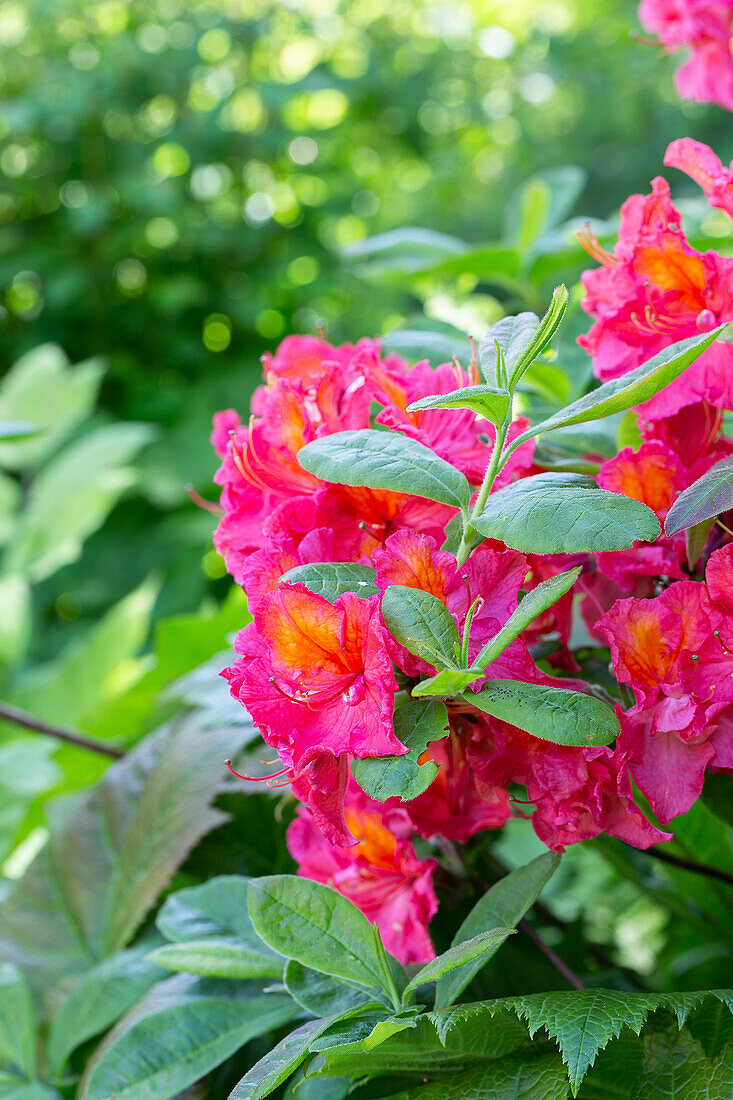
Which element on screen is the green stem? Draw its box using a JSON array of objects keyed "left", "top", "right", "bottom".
[
  {"left": 372, "top": 923, "right": 402, "bottom": 1013},
  {"left": 456, "top": 417, "right": 509, "bottom": 567}
]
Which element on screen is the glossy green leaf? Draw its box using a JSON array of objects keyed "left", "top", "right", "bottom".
[
  {"left": 479, "top": 312, "right": 540, "bottom": 386},
  {"left": 280, "top": 562, "right": 378, "bottom": 601},
  {"left": 404, "top": 929, "right": 515, "bottom": 997},
  {"left": 0, "top": 964, "right": 36, "bottom": 1080},
  {"left": 507, "top": 327, "right": 724, "bottom": 453},
  {"left": 465, "top": 680, "right": 619, "bottom": 746},
  {"left": 508, "top": 285, "right": 569, "bottom": 389},
  {"left": 247, "top": 876, "right": 388, "bottom": 990},
  {"left": 435, "top": 852, "right": 560, "bottom": 1009},
  {"left": 473, "top": 568, "right": 581, "bottom": 671},
  {"left": 148, "top": 938, "right": 284, "bottom": 980},
  {"left": 299, "top": 429, "right": 471, "bottom": 510},
  {"left": 81, "top": 977, "right": 298, "bottom": 1100},
  {"left": 406, "top": 385, "right": 511, "bottom": 427},
  {"left": 471, "top": 473, "right": 660, "bottom": 553},
  {"left": 157, "top": 876, "right": 268, "bottom": 946},
  {"left": 665, "top": 457, "right": 733, "bottom": 536},
  {"left": 353, "top": 697, "right": 449, "bottom": 802},
  {"left": 381, "top": 584, "right": 461, "bottom": 667},
  {"left": 46, "top": 947, "right": 165, "bottom": 1075}
]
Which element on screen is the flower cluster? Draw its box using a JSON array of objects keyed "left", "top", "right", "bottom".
[{"left": 639, "top": 0, "right": 733, "bottom": 110}]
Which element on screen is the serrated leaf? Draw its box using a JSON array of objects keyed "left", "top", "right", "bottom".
[
  {"left": 370, "top": 1049, "right": 570, "bottom": 1099},
  {"left": 247, "top": 876, "right": 388, "bottom": 990},
  {"left": 46, "top": 947, "right": 165, "bottom": 1075},
  {"left": 148, "top": 938, "right": 284, "bottom": 980},
  {"left": 299, "top": 429, "right": 471, "bottom": 510},
  {"left": 0, "top": 964, "right": 35, "bottom": 1079},
  {"left": 0, "top": 716, "right": 251, "bottom": 991},
  {"left": 228, "top": 1015, "right": 348, "bottom": 1100},
  {"left": 465, "top": 680, "right": 619, "bottom": 747},
  {"left": 507, "top": 328, "right": 723, "bottom": 453},
  {"left": 381, "top": 585, "right": 461, "bottom": 667},
  {"left": 280, "top": 562, "right": 378, "bottom": 601},
  {"left": 435, "top": 852, "right": 559, "bottom": 1009},
  {"left": 472, "top": 568, "right": 581, "bottom": 671},
  {"left": 353, "top": 697, "right": 449, "bottom": 802},
  {"left": 665, "top": 457, "right": 733, "bottom": 536},
  {"left": 635, "top": 1026, "right": 721, "bottom": 1100},
  {"left": 80, "top": 977, "right": 298, "bottom": 1100},
  {"left": 480, "top": 313, "right": 540, "bottom": 387},
  {"left": 406, "top": 385, "right": 511, "bottom": 427},
  {"left": 471, "top": 473, "right": 660, "bottom": 553},
  {"left": 404, "top": 929, "right": 515, "bottom": 997}
]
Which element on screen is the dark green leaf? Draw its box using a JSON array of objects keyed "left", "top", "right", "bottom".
[
  {"left": 404, "top": 929, "right": 515, "bottom": 997},
  {"left": 148, "top": 938, "right": 284, "bottom": 980},
  {"left": 407, "top": 385, "right": 511, "bottom": 427},
  {"left": 0, "top": 964, "right": 35, "bottom": 1079},
  {"left": 378, "top": 1049, "right": 570, "bottom": 1099},
  {"left": 280, "top": 562, "right": 378, "bottom": 601},
  {"left": 298, "top": 429, "right": 471, "bottom": 510},
  {"left": 353, "top": 698, "right": 449, "bottom": 802},
  {"left": 381, "top": 585, "right": 461, "bottom": 667},
  {"left": 435, "top": 852, "right": 559, "bottom": 1009},
  {"left": 47, "top": 947, "right": 165, "bottom": 1075},
  {"left": 508, "top": 328, "right": 723, "bottom": 453},
  {"left": 247, "top": 876, "right": 388, "bottom": 990},
  {"left": 665, "top": 457, "right": 733, "bottom": 536},
  {"left": 465, "top": 680, "right": 619, "bottom": 747},
  {"left": 471, "top": 473, "right": 660, "bottom": 553},
  {"left": 701, "top": 774, "right": 733, "bottom": 829},
  {"left": 284, "top": 960, "right": 379, "bottom": 1018},
  {"left": 228, "top": 1016, "right": 347, "bottom": 1100}
]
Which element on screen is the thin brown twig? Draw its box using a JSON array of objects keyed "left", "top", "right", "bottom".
[
  {"left": 519, "top": 918, "right": 586, "bottom": 990},
  {"left": 0, "top": 701, "right": 124, "bottom": 759},
  {"left": 643, "top": 846, "right": 733, "bottom": 888}
]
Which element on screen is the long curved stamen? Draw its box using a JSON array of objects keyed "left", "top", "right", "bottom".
[
  {"left": 228, "top": 430, "right": 271, "bottom": 493},
  {"left": 270, "top": 672, "right": 360, "bottom": 710},
  {"left": 577, "top": 223, "right": 617, "bottom": 267},
  {"left": 185, "top": 484, "right": 224, "bottom": 514},
  {"left": 225, "top": 760, "right": 290, "bottom": 782}
]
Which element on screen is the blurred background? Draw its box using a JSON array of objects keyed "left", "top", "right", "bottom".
[{"left": 1, "top": 0, "right": 732, "bottom": 884}]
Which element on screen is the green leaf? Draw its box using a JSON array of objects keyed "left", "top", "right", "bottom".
[
  {"left": 435, "top": 852, "right": 559, "bottom": 1009},
  {"left": 298, "top": 429, "right": 471, "bottom": 510},
  {"left": 80, "top": 977, "right": 298, "bottom": 1100},
  {"left": 686, "top": 517, "right": 715, "bottom": 570},
  {"left": 378, "top": 1049, "right": 570, "bottom": 1099},
  {"left": 507, "top": 328, "right": 723, "bottom": 453},
  {"left": 280, "top": 562, "right": 378, "bottom": 601},
  {"left": 508, "top": 285, "right": 569, "bottom": 390},
  {"left": 0, "top": 715, "right": 252, "bottom": 991},
  {"left": 665, "top": 457, "right": 733, "bottom": 536},
  {"left": 0, "top": 964, "right": 36, "bottom": 1079},
  {"left": 472, "top": 568, "right": 581, "bottom": 671},
  {"left": 701, "top": 774, "right": 733, "bottom": 828},
  {"left": 46, "top": 947, "right": 165, "bottom": 1075},
  {"left": 284, "top": 960, "right": 379, "bottom": 1017},
  {"left": 464, "top": 680, "right": 619, "bottom": 747},
  {"left": 156, "top": 876, "right": 278, "bottom": 954},
  {"left": 411, "top": 667, "right": 484, "bottom": 697},
  {"left": 228, "top": 1015, "right": 349, "bottom": 1100},
  {"left": 479, "top": 313, "right": 540, "bottom": 387},
  {"left": 635, "top": 1026, "right": 731, "bottom": 1100},
  {"left": 0, "top": 422, "right": 38, "bottom": 442},
  {"left": 362, "top": 1014, "right": 421, "bottom": 1052},
  {"left": 404, "top": 929, "right": 515, "bottom": 997},
  {"left": 471, "top": 473, "right": 661, "bottom": 554},
  {"left": 247, "top": 876, "right": 389, "bottom": 990},
  {"left": 148, "top": 938, "right": 284, "bottom": 980},
  {"left": 352, "top": 697, "right": 449, "bottom": 802},
  {"left": 381, "top": 585, "right": 461, "bottom": 667},
  {"left": 5, "top": 422, "right": 156, "bottom": 582},
  {"left": 406, "top": 385, "right": 511, "bottom": 427}
]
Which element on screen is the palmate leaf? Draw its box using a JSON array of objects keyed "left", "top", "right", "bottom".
[
  {"left": 353, "top": 697, "right": 449, "bottom": 802},
  {"left": 506, "top": 327, "right": 724, "bottom": 454},
  {"left": 465, "top": 680, "right": 619, "bottom": 747},
  {"left": 280, "top": 562, "right": 378, "bottom": 601},
  {"left": 298, "top": 429, "right": 471, "bottom": 511},
  {"left": 665, "top": 456, "right": 733, "bottom": 536},
  {"left": 433, "top": 990, "right": 733, "bottom": 1096},
  {"left": 471, "top": 473, "right": 660, "bottom": 554},
  {"left": 0, "top": 715, "right": 251, "bottom": 991}
]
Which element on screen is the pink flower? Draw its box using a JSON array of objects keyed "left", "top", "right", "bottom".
[
  {"left": 597, "top": 570, "right": 733, "bottom": 821},
  {"left": 288, "top": 785, "right": 439, "bottom": 965},
  {"left": 639, "top": 1, "right": 733, "bottom": 110},
  {"left": 578, "top": 170, "right": 733, "bottom": 418},
  {"left": 665, "top": 138, "right": 733, "bottom": 220},
  {"left": 222, "top": 585, "right": 403, "bottom": 845}
]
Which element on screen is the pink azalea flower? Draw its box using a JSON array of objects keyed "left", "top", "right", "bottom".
[
  {"left": 222, "top": 585, "right": 403, "bottom": 845},
  {"left": 469, "top": 721, "right": 669, "bottom": 851},
  {"left": 639, "top": 1, "right": 733, "bottom": 110},
  {"left": 578, "top": 171, "right": 733, "bottom": 418},
  {"left": 288, "top": 785, "right": 438, "bottom": 965},
  {"left": 665, "top": 138, "right": 733, "bottom": 220},
  {"left": 597, "top": 571, "right": 733, "bottom": 822}
]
